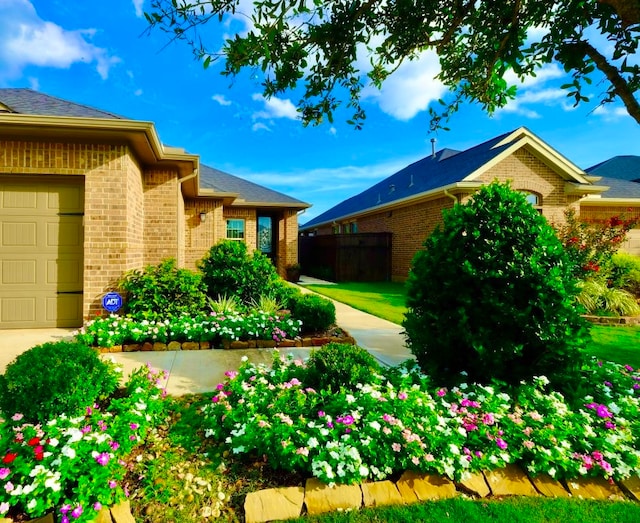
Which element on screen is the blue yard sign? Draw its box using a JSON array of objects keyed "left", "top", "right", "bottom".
[{"left": 102, "top": 292, "right": 123, "bottom": 313}]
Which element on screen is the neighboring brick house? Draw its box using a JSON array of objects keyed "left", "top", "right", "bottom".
[
  {"left": 0, "top": 89, "right": 309, "bottom": 329},
  {"left": 300, "top": 128, "right": 640, "bottom": 282}
]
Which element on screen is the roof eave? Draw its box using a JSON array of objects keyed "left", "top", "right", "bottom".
[
  {"left": 581, "top": 196, "right": 640, "bottom": 206},
  {"left": 230, "top": 200, "right": 311, "bottom": 209},
  {"left": 565, "top": 182, "right": 609, "bottom": 195}
]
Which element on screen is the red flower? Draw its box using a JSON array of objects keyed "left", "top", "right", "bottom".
[
  {"left": 2, "top": 452, "right": 17, "bottom": 464},
  {"left": 27, "top": 437, "right": 40, "bottom": 446},
  {"left": 34, "top": 446, "right": 44, "bottom": 461}
]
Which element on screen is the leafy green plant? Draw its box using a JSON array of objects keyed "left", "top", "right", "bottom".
[
  {"left": 610, "top": 252, "right": 640, "bottom": 297},
  {"left": 577, "top": 280, "right": 640, "bottom": 316},
  {"left": 289, "top": 293, "right": 336, "bottom": 334},
  {"left": 119, "top": 258, "right": 207, "bottom": 320},
  {"left": 198, "top": 240, "right": 281, "bottom": 305},
  {"left": 304, "top": 343, "right": 382, "bottom": 392},
  {"left": 403, "top": 182, "right": 589, "bottom": 389},
  {"left": 249, "top": 295, "right": 283, "bottom": 314},
  {"left": 207, "top": 294, "right": 240, "bottom": 314},
  {"left": 0, "top": 341, "right": 120, "bottom": 424}
]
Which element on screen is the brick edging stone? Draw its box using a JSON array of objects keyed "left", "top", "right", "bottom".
[{"left": 244, "top": 465, "right": 640, "bottom": 523}]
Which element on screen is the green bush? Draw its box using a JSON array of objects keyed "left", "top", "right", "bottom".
[
  {"left": 403, "top": 182, "right": 589, "bottom": 388},
  {"left": 610, "top": 252, "right": 640, "bottom": 298},
  {"left": 119, "top": 258, "right": 207, "bottom": 319},
  {"left": 304, "top": 343, "right": 382, "bottom": 391},
  {"left": 289, "top": 293, "right": 336, "bottom": 333},
  {"left": 0, "top": 341, "right": 120, "bottom": 423},
  {"left": 198, "top": 240, "right": 281, "bottom": 305}
]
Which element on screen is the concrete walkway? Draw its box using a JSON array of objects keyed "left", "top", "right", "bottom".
[{"left": 0, "top": 279, "right": 413, "bottom": 395}]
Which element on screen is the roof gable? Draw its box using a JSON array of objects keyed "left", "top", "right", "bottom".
[{"left": 302, "top": 127, "right": 593, "bottom": 230}]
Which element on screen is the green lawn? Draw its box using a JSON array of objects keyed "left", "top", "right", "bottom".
[{"left": 305, "top": 281, "right": 640, "bottom": 367}]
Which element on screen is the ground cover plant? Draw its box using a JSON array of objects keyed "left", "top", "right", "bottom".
[
  {"left": 202, "top": 346, "right": 640, "bottom": 487},
  {"left": 74, "top": 311, "right": 302, "bottom": 348},
  {"left": 0, "top": 359, "right": 168, "bottom": 522}
]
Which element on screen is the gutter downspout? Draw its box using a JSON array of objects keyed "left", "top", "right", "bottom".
[
  {"left": 443, "top": 188, "right": 458, "bottom": 205},
  {"left": 177, "top": 169, "right": 199, "bottom": 265}
]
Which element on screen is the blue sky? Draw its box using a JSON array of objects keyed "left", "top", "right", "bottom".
[{"left": 1, "top": 0, "right": 639, "bottom": 223}]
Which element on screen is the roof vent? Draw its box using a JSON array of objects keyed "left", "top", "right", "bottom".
[
  {"left": 431, "top": 138, "right": 436, "bottom": 159},
  {"left": 409, "top": 174, "right": 414, "bottom": 187},
  {"left": 389, "top": 184, "right": 395, "bottom": 193},
  {"left": 376, "top": 193, "right": 381, "bottom": 204}
]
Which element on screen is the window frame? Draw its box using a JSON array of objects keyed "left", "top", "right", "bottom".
[{"left": 226, "top": 218, "right": 246, "bottom": 240}]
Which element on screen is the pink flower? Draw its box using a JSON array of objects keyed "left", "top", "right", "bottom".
[
  {"left": 71, "top": 505, "right": 83, "bottom": 518},
  {"left": 398, "top": 392, "right": 408, "bottom": 400},
  {"left": 0, "top": 468, "right": 9, "bottom": 480},
  {"left": 482, "top": 413, "right": 495, "bottom": 425},
  {"left": 523, "top": 440, "right": 535, "bottom": 449},
  {"left": 495, "top": 438, "right": 508, "bottom": 450},
  {"left": 295, "top": 447, "right": 309, "bottom": 456},
  {"left": 436, "top": 388, "right": 447, "bottom": 397},
  {"left": 95, "top": 452, "right": 110, "bottom": 466},
  {"left": 625, "top": 365, "right": 634, "bottom": 372},
  {"left": 108, "top": 480, "right": 117, "bottom": 488},
  {"left": 93, "top": 502, "right": 102, "bottom": 511},
  {"left": 392, "top": 443, "right": 402, "bottom": 452},
  {"left": 109, "top": 441, "right": 120, "bottom": 451},
  {"left": 11, "top": 413, "right": 23, "bottom": 421},
  {"left": 596, "top": 405, "right": 612, "bottom": 418},
  {"left": 129, "top": 423, "right": 139, "bottom": 430}
]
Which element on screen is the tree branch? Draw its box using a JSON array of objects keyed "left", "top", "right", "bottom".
[{"left": 576, "top": 40, "right": 640, "bottom": 125}]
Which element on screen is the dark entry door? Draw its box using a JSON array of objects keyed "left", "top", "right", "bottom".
[{"left": 257, "top": 215, "right": 278, "bottom": 263}]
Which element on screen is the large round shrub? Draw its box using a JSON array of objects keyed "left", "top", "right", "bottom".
[
  {"left": 0, "top": 341, "right": 120, "bottom": 423},
  {"left": 119, "top": 258, "right": 207, "bottom": 319},
  {"left": 403, "top": 182, "right": 589, "bottom": 388},
  {"left": 198, "top": 240, "right": 281, "bottom": 305}
]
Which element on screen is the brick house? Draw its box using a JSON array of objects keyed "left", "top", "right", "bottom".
[
  {"left": 300, "top": 128, "right": 640, "bottom": 282},
  {"left": 0, "top": 89, "right": 309, "bottom": 329}
]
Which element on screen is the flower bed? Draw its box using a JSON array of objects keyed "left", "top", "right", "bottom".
[
  {"left": 76, "top": 313, "right": 356, "bottom": 351},
  {"left": 74, "top": 312, "right": 304, "bottom": 348},
  {"left": 202, "top": 352, "right": 640, "bottom": 486},
  {"left": 0, "top": 365, "right": 168, "bottom": 523}
]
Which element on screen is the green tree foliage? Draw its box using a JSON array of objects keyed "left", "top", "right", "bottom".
[
  {"left": 145, "top": 0, "right": 640, "bottom": 128},
  {"left": 403, "top": 182, "right": 589, "bottom": 388}
]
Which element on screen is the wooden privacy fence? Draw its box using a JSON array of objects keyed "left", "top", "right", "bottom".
[{"left": 299, "top": 233, "right": 392, "bottom": 282}]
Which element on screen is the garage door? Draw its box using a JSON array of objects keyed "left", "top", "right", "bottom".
[{"left": 0, "top": 177, "right": 84, "bottom": 328}]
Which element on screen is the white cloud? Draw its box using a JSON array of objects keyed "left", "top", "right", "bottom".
[
  {"left": 132, "top": 0, "right": 144, "bottom": 18},
  {"left": 0, "top": 0, "right": 119, "bottom": 80},
  {"left": 329, "top": 126, "right": 337, "bottom": 136},
  {"left": 251, "top": 93, "right": 299, "bottom": 121},
  {"left": 504, "top": 63, "right": 564, "bottom": 89},
  {"left": 134, "top": 88, "right": 143, "bottom": 96},
  {"left": 500, "top": 88, "right": 568, "bottom": 118},
  {"left": 363, "top": 50, "right": 446, "bottom": 121},
  {"left": 28, "top": 76, "right": 39, "bottom": 90},
  {"left": 252, "top": 122, "right": 271, "bottom": 132},
  {"left": 212, "top": 94, "right": 232, "bottom": 106},
  {"left": 592, "top": 105, "right": 630, "bottom": 121}
]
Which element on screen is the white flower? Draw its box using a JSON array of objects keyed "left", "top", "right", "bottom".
[
  {"left": 61, "top": 446, "right": 76, "bottom": 459},
  {"left": 448, "top": 444, "right": 460, "bottom": 455},
  {"left": 345, "top": 394, "right": 356, "bottom": 404},
  {"left": 308, "top": 437, "right": 319, "bottom": 448},
  {"left": 369, "top": 421, "right": 381, "bottom": 431},
  {"left": 48, "top": 438, "right": 59, "bottom": 447},
  {"left": 27, "top": 499, "right": 37, "bottom": 510}
]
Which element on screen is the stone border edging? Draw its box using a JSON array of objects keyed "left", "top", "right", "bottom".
[
  {"left": 244, "top": 465, "right": 640, "bottom": 523},
  {"left": 96, "top": 334, "right": 356, "bottom": 354},
  {"left": 582, "top": 314, "right": 640, "bottom": 325}
]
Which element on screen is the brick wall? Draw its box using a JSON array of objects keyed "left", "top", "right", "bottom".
[
  {"left": 143, "top": 170, "right": 179, "bottom": 265},
  {"left": 278, "top": 209, "right": 300, "bottom": 274},
  {"left": 183, "top": 198, "right": 223, "bottom": 269}
]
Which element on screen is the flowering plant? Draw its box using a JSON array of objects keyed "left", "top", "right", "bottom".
[
  {"left": 202, "top": 352, "right": 640, "bottom": 486},
  {"left": 74, "top": 311, "right": 302, "bottom": 347},
  {"left": 0, "top": 364, "right": 168, "bottom": 522}
]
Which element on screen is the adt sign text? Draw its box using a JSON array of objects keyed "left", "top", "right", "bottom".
[{"left": 102, "top": 292, "right": 123, "bottom": 313}]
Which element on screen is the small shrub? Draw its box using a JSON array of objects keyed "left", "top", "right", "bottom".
[
  {"left": 304, "top": 343, "right": 382, "bottom": 391},
  {"left": 249, "top": 295, "right": 283, "bottom": 314},
  {"left": 577, "top": 280, "right": 640, "bottom": 316},
  {"left": 610, "top": 252, "right": 640, "bottom": 297},
  {"left": 198, "top": 240, "right": 281, "bottom": 305},
  {"left": 119, "top": 258, "right": 207, "bottom": 319},
  {"left": 0, "top": 341, "right": 120, "bottom": 423},
  {"left": 404, "top": 182, "right": 589, "bottom": 389},
  {"left": 289, "top": 293, "right": 336, "bottom": 333},
  {"left": 271, "top": 281, "right": 303, "bottom": 309}
]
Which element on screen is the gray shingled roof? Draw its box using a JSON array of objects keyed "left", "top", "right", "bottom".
[
  {"left": 596, "top": 176, "right": 640, "bottom": 199},
  {"left": 0, "top": 88, "right": 124, "bottom": 119},
  {"left": 301, "top": 131, "right": 515, "bottom": 229},
  {"left": 587, "top": 156, "right": 640, "bottom": 183},
  {"left": 199, "top": 164, "right": 308, "bottom": 207}
]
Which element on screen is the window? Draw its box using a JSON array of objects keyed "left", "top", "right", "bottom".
[
  {"left": 521, "top": 191, "right": 543, "bottom": 214},
  {"left": 226, "top": 219, "right": 245, "bottom": 240},
  {"left": 350, "top": 222, "right": 358, "bottom": 233}
]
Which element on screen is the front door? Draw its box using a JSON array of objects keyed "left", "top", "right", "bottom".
[{"left": 257, "top": 215, "right": 278, "bottom": 263}]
